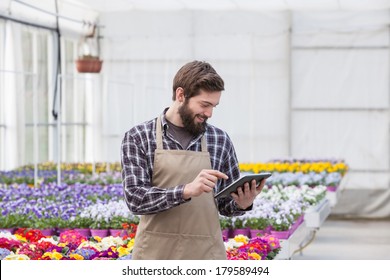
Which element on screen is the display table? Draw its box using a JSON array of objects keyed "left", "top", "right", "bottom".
[
  {"left": 274, "top": 222, "right": 310, "bottom": 260},
  {"left": 274, "top": 197, "right": 333, "bottom": 259},
  {"left": 304, "top": 198, "right": 331, "bottom": 229}
]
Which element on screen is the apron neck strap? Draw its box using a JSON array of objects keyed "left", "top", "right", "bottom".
[
  {"left": 156, "top": 116, "right": 163, "bottom": 150},
  {"left": 156, "top": 115, "right": 208, "bottom": 152},
  {"left": 200, "top": 135, "right": 207, "bottom": 152}
]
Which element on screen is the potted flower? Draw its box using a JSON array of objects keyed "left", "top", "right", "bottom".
[
  {"left": 245, "top": 217, "right": 270, "bottom": 237},
  {"left": 269, "top": 217, "right": 292, "bottom": 239},
  {"left": 231, "top": 217, "right": 250, "bottom": 237},
  {"left": 89, "top": 219, "right": 110, "bottom": 238},
  {"left": 108, "top": 216, "right": 139, "bottom": 237},
  {"left": 76, "top": 25, "right": 103, "bottom": 73},
  {"left": 219, "top": 217, "right": 232, "bottom": 238},
  {"left": 28, "top": 217, "right": 56, "bottom": 236},
  {"left": 69, "top": 216, "right": 94, "bottom": 237}
]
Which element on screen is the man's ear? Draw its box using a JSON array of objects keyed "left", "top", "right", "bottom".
[{"left": 176, "top": 87, "right": 185, "bottom": 102}]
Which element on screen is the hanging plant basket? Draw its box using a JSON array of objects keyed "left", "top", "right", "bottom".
[{"left": 76, "top": 57, "right": 103, "bottom": 73}]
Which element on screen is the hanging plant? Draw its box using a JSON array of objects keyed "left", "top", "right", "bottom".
[
  {"left": 76, "top": 56, "right": 103, "bottom": 73},
  {"left": 76, "top": 25, "right": 103, "bottom": 73}
]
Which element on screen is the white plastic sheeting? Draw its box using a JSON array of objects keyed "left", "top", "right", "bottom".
[
  {"left": 289, "top": 10, "right": 390, "bottom": 217},
  {"left": 0, "top": 22, "right": 28, "bottom": 170},
  {"left": 0, "top": 0, "right": 98, "bottom": 36},
  {"left": 72, "top": 0, "right": 390, "bottom": 12}
]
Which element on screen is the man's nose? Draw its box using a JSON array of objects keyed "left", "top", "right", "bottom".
[{"left": 204, "top": 108, "right": 213, "bottom": 118}]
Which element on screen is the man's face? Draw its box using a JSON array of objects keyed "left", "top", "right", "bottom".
[{"left": 178, "top": 89, "right": 221, "bottom": 136}]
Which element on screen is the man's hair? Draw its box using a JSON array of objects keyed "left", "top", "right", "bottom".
[{"left": 172, "top": 61, "right": 225, "bottom": 100}]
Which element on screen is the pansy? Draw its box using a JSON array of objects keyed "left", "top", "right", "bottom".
[
  {"left": 73, "top": 248, "right": 97, "bottom": 260},
  {"left": 0, "top": 248, "right": 11, "bottom": 259}
]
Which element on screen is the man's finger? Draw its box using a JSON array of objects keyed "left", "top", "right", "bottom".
[{"left": 205, "top": 169, "right": 228, "bottom": 180}]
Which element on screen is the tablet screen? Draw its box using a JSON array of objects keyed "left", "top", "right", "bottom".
[{"left": 214, "top": 173, "right": 272, "bottom": 199}]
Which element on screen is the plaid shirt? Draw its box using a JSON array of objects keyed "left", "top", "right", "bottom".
[{"left": 121, "top": 109, "right": 245, "bottom": 216}]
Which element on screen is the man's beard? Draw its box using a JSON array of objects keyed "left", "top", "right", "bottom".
[{"left": 178, "top": 102, "right": 208, "bottom": 136}]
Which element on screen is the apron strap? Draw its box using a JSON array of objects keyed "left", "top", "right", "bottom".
[
  {"left": 156, "top": 115, "right": 208, "bottom": 152},
  {"left": 156, "top": 116, "right": 163, "bottom": 150},
  {"left": 201, "top": 135, "right": 207, "bottom": 152}
]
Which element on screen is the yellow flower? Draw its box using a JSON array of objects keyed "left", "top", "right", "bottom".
[
  {"left": 118, "top": 246, "right": 131, "bottom": 257},
  {"left": 52, "top": 251, "right": 63, "bottom": 260},
  {"left": 14, "top": 235, "right": 27, "bottom": 242},
  {"left": 42, "top": 251, "right": 63, "bottom": 260},
  {"left": 69, "top": 253, "right": 84, "bottom": 260},
  {"left": 93, "top": 236, "right": 102, "bottom": 242},
  {"left": 127, "top": 239, "right": 135, "bottom": 248},
  {"left": 233, "top": 235, "right": 248, "bottom": 244},
  {"left": 248, "top": 252, "right": 261, "bottom": 260}
]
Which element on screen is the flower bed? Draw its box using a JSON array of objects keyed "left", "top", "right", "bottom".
[
  {"left": 0, "top": 183, "right": 137, "bottom": 229},
  {"left": 239, "top": 159, "right": 348, "bottom": 188},
  {"left": 0, "top": 229, "right": 279, "bottom": 260},
  {"left": 220, "top": 185, "right": 327, "bottom": 237},
  {"left": 0, "top": 229, "right": 134, "bottom": 260}
]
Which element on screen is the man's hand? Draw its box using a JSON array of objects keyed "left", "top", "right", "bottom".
[
  {"left": 230, "top": 178, "right": 266, "bottom": 210},
  {"left": 183, "top": 169, "right": 228, "bottom": 200}
]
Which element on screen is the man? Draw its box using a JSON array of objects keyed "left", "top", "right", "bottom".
[{"left": 121, "top": 61, "right": 265, "bottom": 260}]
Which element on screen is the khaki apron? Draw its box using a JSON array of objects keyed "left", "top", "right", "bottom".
[{"left": 131, "top": 116, "right": 226, "bottom": 260}]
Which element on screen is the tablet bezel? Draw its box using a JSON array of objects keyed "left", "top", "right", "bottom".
[{"left": 214, "top": 173, "right": 272, "bottom": 199}]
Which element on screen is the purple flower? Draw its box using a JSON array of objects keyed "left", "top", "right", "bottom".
[
  {"left": 73, "top": 248, "right": 97, "bottom": 260},
  {"left": 0, "top": 248, "right": 11, "bottom": 259}
]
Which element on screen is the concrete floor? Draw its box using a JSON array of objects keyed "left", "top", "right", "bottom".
[{"left": 292, "top": 218, "right": 390, "bottom": 260}]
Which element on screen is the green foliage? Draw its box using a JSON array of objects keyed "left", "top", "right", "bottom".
[
  {"left": 219, "top": 217, "right": 232, "bottom": 230},
  {"left": 0, "top": 213, "right": 25, "bottom": 228},
  {"left": 245, "top": 217, "right": 269, "bottom": 230}
]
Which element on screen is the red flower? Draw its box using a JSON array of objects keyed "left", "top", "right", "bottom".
[
  {"left": 18, "top": 242, "right": 44, "bottom": 259},
  {"left": 59, "top": 230, "right": 87, "bottom": 247},
  {"left": 15, "top": 229, "right": 45, "bottom": 243},
  {"left": 0, "top": 237, "right": 22, "bottom": 251},
  {"left": 121, "top": 223, "right": 137, "bottom": 239}
]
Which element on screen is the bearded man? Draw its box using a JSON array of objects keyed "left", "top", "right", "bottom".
[{"left": 121, "top": 61, "right": 265, "bottom": 260}]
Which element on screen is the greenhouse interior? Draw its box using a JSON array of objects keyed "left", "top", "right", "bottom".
[{"left": 1, "top": 0, "right": 390, "bottom": 262}]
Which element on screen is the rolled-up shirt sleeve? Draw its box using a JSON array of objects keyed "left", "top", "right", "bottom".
[{"left": 121, "top": 130, "right": 188, "bottom": 215}]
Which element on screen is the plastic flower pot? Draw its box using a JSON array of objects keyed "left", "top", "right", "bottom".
[
  {"left": 90, "top": 229, "right": 109, "bottom": 238},
  {"left": 75, "top": 228, "right": 91, "bottom": 238}
]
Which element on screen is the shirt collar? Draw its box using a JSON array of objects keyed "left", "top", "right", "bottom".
[{"left": 160, "top": 108, "right": 170, "bottom": 133}]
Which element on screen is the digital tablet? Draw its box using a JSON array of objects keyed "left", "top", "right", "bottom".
[{"left": 214, "top": 173, "right": 272, "bottom": 199}]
